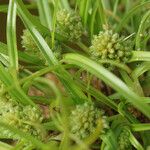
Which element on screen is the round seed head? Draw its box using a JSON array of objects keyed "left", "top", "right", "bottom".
[
  {"left": 56, "top": 9, "right": 83, "bottom": 41},
  {"left": 0, "top": 97, "right": 43, "bottom": 139},
  {"left": 90, "top": 29, "right": 133, "bottom": 64},
  {"left": 70, "top": 102, "right": 108, "bottom": 139}
]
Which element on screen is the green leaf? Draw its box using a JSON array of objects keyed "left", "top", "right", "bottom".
[
  {"left": 131, "top": 123, "right": 150, "bottom": 132},
  {"left": 129, "top": 132, "right": 144, "bottom": 150},
  {"left": 0, "top": 41, "right": 44, "bottom": 65},
  {"left": 0, "top": 141, "right": 12, "bottom": 150},
  {"left": 7, "top": 0, "right": 18, "bottom": 72},
  {"left": 116, "top": 1, "right": 150, "bottom": 32},
  {"left": 129, "top": 51, "right": 150, "bottom": 62},
  {"left": 131, "top": 62, "right": 150, "bottom": 79},
  {"left": 135, "top": 10, "right": 150, "bottom": 50},
  {"left": 63, "top": 53, "right": 150, "bottom": 118},
  {"left": 16, "top": 0, "right": 87, "bottom": 104},
  {"left": 0, "top": 122, "right": 47, "bottom": 150},
  {"left": 37, "top": 0, "right": 52, "bottom": 30},
  {"left": 0, "top": 63, "right": 35, "bottom": 106},
  {"left": 60, "top": 0, "right": 71, "bottom": 11}
]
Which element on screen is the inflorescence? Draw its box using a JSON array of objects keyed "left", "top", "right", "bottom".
[
  {"left": 70, "top": 102, "right": 108, "bottom": 139},
  {"left": 90, "top": 29, "right": 132, "bottom": 63},
  {"left": 0, "top": 95, "right": 43, "bottom": 139},
  {"left": 56, "top": 9, "right": 83, "bottom": 41}
]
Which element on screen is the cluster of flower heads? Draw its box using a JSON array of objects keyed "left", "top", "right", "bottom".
[
  {"left": 70, "top": 102, "right": 108, "bottom": 139},
  {"left": 56, "top": 9, "right": 83, "bottom": 41},
  {"left": 21, "top": 29, "right": 62, "bottom": 59},
  {"left": 90, "top": 29, "right": 132, "bottom": 63},
  {"left": 0, "top": 93, "right": 43, "bottom": 139},
  {"left": 21, "top": 29, "right": 39, "bottom": 54},
  {"left": 118, "top": 127, "right": 132, "bottom": 150}
]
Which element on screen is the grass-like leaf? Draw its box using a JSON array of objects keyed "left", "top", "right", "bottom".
[
  {"left": 63, "top": 53, "right": 150, "bottom": 118},
  {"left": 7, "top": 0, "right": 18, "bottom": 72}
]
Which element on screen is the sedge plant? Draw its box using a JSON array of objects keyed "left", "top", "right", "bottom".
[{"left": 0, "top": 0, "right": 150, "bottom": 150}]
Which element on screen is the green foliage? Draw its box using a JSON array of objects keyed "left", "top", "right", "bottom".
[
  {"left": 0, "top": 0, "right": 149, "bottom": 150},
  {"left": 21, "top": 29, "right": 62, "bottom": 60}
]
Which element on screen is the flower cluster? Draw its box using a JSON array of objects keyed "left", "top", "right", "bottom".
[
  {"left": 21, "top": 29, "right": 39, "bottom": 54},
  {"left": 118, "top": 127, "right": 132, "bottom": 150},
  {"left": 0, "top": 98, "right": 43, "bottom": 139},
  {"left": 70, "top": 102, "right": 108, "bottom": 139},
  {"left": 90, "top": 29, "right": 132, "bottom": 63},
  {"left": 56, "top": 9, "right": 83, "bottom": 41},
  {"left": 21, "top": 29, "right": 62, "bottom": 59}
]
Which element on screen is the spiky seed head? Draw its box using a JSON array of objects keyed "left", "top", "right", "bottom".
[
  {"left": 70, "top": 102, "right": 108, "bottom": 139},
  {"left": 90, "top": 29, "right": 132, "bottom": 63},
  {"left": 21, "top": 29, "right": 39, "bottom": 53},
  {"left": 56, "top": 9, "right": 83, "bottom": 41}
]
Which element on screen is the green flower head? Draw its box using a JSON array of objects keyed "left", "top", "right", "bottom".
[
  {"left": 90, "top": 29, "right": 132, "bottom": 63},
  {"left": 70, "top": 102, "right": 108, "bottom": 139},
  {"left": 56, "top": 9, "right": 83, "bottom": 41},
  {"left": 118, "top": 127, "right": 132, "bottom": 150},
  {"left": 21, "top": 29, "right": 39, "bottom": 53},
  {"left": 21, "top": 29, "right": 62, "bottom": 59},
  {"left": 0, "top": 98, "right": 43, "bottom": 139}
]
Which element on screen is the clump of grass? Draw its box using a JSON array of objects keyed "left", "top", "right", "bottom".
[{"left": 0, "top": 0, "right": 150, "bottom": 150}]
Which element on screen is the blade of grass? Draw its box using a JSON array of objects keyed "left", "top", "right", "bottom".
[
  {"left": 0, "top": 4, "right": 37, "bottom": 13},
  {"left": 131, "top": 62, "right": 150, "bottom": 79},
  {"left": 63, "top": 53, "right": 150, "bottom": 118},
  {"left": 7, "top": 0, "right": 18, "bottom": 72},
  {"left": 90, "top": 0, "right": 99, "bottom": 37},
  {"left": 131, "top": 123, "right": 150, "bottom": 132},
  {"left": 79, "top": 0, "right": 86, "bottom": 20},
  {"left": 0, "top": 141, "right": 12, "bottom": 150},
  {"left": 0, "top": 122, "right": 48, "bottom": 150},
  {"left": 76, "top": 79, "right": 117, "bottom": 110},
  {"left": 37, "top": 0, "right": 52, "bottom": 30},
  {"left": 0, "top": 63, "right": 35, "bottom": 106},
  {"left": 129, "top": 132, "right": 144, "bottom": 150},
  {"left": 0, "top": 41, "right": 44, "bottom": 65},
  {"left": 98, "top": 59, "right": 132, "bottom": 74},
  {"left": 60, "top": 0, "right": 71, "bottom": 11},
  {"left": 83, "top": 0, "right": 91, "bottom": 27},
  {"left": 135, "top": 10, "right": 150, "bottom": 50},
  {"left": 129, "top": 51, "right": 150, "bottom": 62},
  {"left": 116, "top": 1, "right": 150, "bottom": 32},
  {"left": 98, "top": 0, "right": 107, "bottom": 26},
  {"left": 51, "top": 0, "right": 59, "bottom": 49}
]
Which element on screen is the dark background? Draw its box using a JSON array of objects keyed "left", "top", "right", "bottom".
[{"left": 0, "top": 0, "right": 37, "bottom": 49}]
